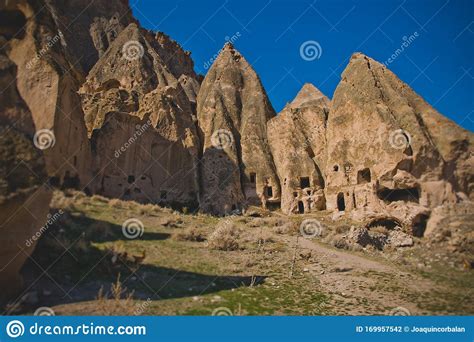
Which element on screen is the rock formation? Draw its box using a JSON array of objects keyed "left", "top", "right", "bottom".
[
  {"left": 80, "top": 23, "right": 201, "bottom": 207},
  {"left": 0, "top": 1, "right": 472, "bottom": 297},
  {"left": 0, "top": 39, "right": 51, "bottom": 302},
  {"left": 2, "top": 0, "right": 93, "bottom": 191},
  {"left": 46, "top": 0, "right": 137, "bottom": 75},
  {"left": 268, "top": 84, "right": 329, "bottom": 214},
  {"left": 325, "top": 52, "right": 473, "bottom": 235},
  {"left": 196, "top": 43, "right": 280, "bottom": 215}
]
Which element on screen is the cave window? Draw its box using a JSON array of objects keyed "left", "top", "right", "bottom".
[
  {"left": 160, "top": 191, "right": 167, "bottom": 200},
  {"left": 249, "top": 172, "right": 256, "bottom": 183},
  {"left": 298, "top": 201, "right": 305, "bottom": 214},
  {"left": 377, "top": 188, "right": 419, "bottom": 203},
  {"left": 293, "top": 192, "right": 298, "bottom": 198},
  {"left": 0, "top": 10, "right": 27, "bottom": 40},
  {"left": 73, "top": 156, "right": 77, "bottom": 167},
  {"left": 337, "top": 192, "right": 345, "bottom": 211},
  {"left": 357, "top": 168, "right": 371, "bottom": 184},
  {"left": 300, "top": 177, "right": 310, "bottom": 188},
  {"left": 265, "top": 186, "right": 273, "bottom": 197},
  {"left": 333, "top": 165, "right": 339, "bottom": 172},
  {"left": 412, "top": 214, "right": 429, "bottom": 237},
  {"left": 141, "top": 176, "right": 147, "bottom": 180},
  {"left": 127, "top": 175, "right": 135, "bottom": 184},
  {"left": 134, "top": 188, "right": 141, "bottom": 193}
]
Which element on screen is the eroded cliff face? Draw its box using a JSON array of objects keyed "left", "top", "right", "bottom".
[
  {"left": 196, "top": 43, "right": 280, "bottom": 215},
  {"left": 80, "top": 23, "right": 201, "bottom": 207},
  {"left": 3, "top": 0, "right": 93, "bottom": 191},
  {"left": 268, "top": 84, "right": 329, "bottom": 214},
  {"left": 0, "top": 41, "right": 51, "bottom": 302},
  {"left": 46, "top": 0, "right": 136, "bottom": 75},
  {"left": 326, "top": 53, "right": 473, "bottom": 234},
  {"left": 1, "top": 0, "right": 472, "bottom": 253}
]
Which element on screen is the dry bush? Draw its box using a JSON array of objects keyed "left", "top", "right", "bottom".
[
  {"left": 91, "top": 194, "right": 109, "bottom": 203},
  {"left": 95, "top": 275, "right": 136, "bottom": 315},
  {"left": 335, "top": 224, "right": 351, "bottom": 234},
  {"left": 247, "top": 218, "right": 265, "bottom": 228},
  {"left": 51, "top": 191, "right": 75, "bottom": 210},
  {"left": 109, "top": 198, "right": 123, "bottom": 208},
  {"left": 273, "top": 222, "right": 297, "bottom": 235},
  {"left": 173, "top": 227, "right": 206, "bottom": 242},
  {"left": 208, "top": 222, "right": 240, "bottom": 251}
]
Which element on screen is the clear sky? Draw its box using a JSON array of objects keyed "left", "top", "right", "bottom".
[{"left": 131, "top": 0, "right": 473, "bottom": 131}]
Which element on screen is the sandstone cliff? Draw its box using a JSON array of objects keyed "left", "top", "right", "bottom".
[
  {"left": 0, "top": 42, "right": 51, "bottom": 302},
  {"left": 268, "top": 84, "right": 329, "bottom": 215},
  {"left": 326, "top": 52, "right": 473, "bottom": 234},
  {"left": 3, "top": 0, "right": 94, "bottom": 191},
  {"left": 46, "top": 0, "right": 136, "bottom": 75},
  {"left": 196, "top": 43, "right": 280, "bottom": 215},
  {"left": 80, "top": 23, "right": 201, "bottom": 207}
]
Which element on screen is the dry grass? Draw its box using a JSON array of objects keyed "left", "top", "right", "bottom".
[
  {"left": 273, "top": 222, "right": 297, "bottom": 235},
  {"left": 207, "top": 221, "right": 240, "bottom": 251},
  {"left": 173, "top": 227, "right": 206, "bottom": 242}
]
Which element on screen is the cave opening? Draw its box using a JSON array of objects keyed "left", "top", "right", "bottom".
[
  {"left": 377, "top": 187, "right": 419, "bottom": 203},
  {"left": 300, "top": 177, "right": 310, "bottom": 188},
  {"left": 337, "top": 192, "right": 345, "bottom": 211},
  {"left": 298, "top": 201, "right": 304, "bottom": 213},
  {"left": 357, "top": 168, "right": 371, "bottom": 184},
  {"left": 0, "top": 10, "right": 26, "bottom": 40}
]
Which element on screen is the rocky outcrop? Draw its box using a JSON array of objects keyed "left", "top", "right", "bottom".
[
  {"left": 268, "top": 84, "right": 329, "bottom": 214},
  {"left": 325, "top": 52, "right": 473, "bottom": 234},
  {"left": 80, "top": 23, "right": 201, "bottom": 207},
  {"left": 0, "top": 44, "right": 51, "bottom": 302},
  {"left": 196, "top": 43, "right": 280, "bottom": 215},
  {"left": 46, "top": 0, "right": 136, "bottom": 75},
  {"left": 3, "top": 0, "right": 93, "bottom": 191}
]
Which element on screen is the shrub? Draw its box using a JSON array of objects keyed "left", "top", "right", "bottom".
[
  {"left": 207, "top": 221, "right": 240, "bottom": 251},
  {"left": 173, "top": 227, "right": 205, "bottom": 242}
]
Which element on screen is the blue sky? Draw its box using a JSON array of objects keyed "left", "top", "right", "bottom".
[{"left": 131, "top": 0, "right": 473, "bottom": 131}]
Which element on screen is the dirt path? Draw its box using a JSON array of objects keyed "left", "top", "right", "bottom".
[{"left": 279, "top": 235, "right": 435, "bottom": 315}]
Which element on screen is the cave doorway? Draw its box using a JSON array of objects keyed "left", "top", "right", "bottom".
[
  {"left": 298, "top": 201, "right": 304, "bottom": 214},
  {"left": 337, "top": 193, "right": 345, "bottom": 211}
]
